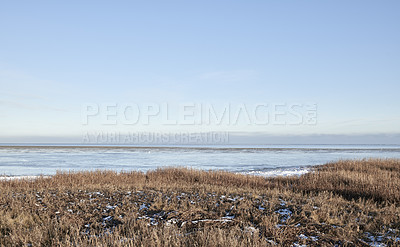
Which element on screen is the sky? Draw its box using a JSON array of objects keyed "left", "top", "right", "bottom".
[{"left": 0, "top": 1, "right": 399, "bottom": 144}]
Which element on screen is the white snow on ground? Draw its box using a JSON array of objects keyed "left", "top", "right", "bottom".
[
  {"left": 106, "top": 205, "right": 117, "bottom": 210},
  {"left": 139, "top": 203, "right": 149, "bottom": 211},
  {"left": 276, "top": 208, "right": 292, "bottom": 223},
  {"left": 0, "top": 176, "right": 50, "bottom": 180},
  {"left": 292, "top": 243, "right": 307, "bottom": 247},
  {"left": 240, "top": 168, "right": 310, "bottom": 177},
  {"left": 190, "top": 219, "right": 233, "bottom": 224},
  {"left": 360, "top": 231, "right": 400, "bottom": 247},
  {"left": 0, "top": 168, "right": 309, "bottom": 180}
]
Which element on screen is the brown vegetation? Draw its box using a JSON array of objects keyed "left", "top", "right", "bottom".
[{"left": 0, "top": 159, "right": 399, "bottom": 246}]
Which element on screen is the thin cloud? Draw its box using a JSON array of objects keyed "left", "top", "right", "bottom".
[
  {"left": 0, "top": 91, "right": 44, "bottom": 100},
  {"left": 198, "top": 70, "right": 257, "bottom": 83},
  {"left": 320, "top": 118, "right": 400, "bottom": 126},
  {"left": 0, "top": 100, "right": 68, "bottom": 112}
]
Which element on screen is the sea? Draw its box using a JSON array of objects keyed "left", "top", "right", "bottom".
[{"left": 1, "top": 144, "right": 400, "bottom": 177}]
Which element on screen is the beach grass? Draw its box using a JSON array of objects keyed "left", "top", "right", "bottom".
[{"left": 1, "top": 158, "right": 399, "bottom": 246}]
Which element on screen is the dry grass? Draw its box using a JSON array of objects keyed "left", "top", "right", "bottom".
[{"left": 1, "top": 158, "right": 400, "bottom": 246}]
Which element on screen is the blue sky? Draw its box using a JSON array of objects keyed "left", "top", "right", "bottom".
[{"left": 0, "top": 1, "right": 399, "bottom": 143}]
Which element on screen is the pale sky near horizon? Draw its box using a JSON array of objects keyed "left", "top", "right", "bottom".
[{"left": 1, "top": 1, "right": 399, "bottom": 143}]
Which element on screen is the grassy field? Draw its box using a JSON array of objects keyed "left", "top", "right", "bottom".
[{"left": 1, "top": 159, "right": 399, "bottom": 246}]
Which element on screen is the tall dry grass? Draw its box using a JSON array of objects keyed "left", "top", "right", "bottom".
[
  {"left": 272, "top": 158, "right": 400, "bottom": 203},
  {"left": 0, "top": 158, "right": 399, "bottom": 246}
]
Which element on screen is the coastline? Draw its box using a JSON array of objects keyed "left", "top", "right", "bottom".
[
  {"left": 2, "top": 144, "right": 400, "bottom": 177},
  {"left": 0, "top": 167, "right": 311, "bottom": 180}
]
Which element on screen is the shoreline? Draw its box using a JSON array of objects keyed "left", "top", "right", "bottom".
[
  {"left": 0, "top": 167, "right": 311, "bottom": 180},
  {"left": 2, "top": 145, "right": 399, "bottom": 178}
]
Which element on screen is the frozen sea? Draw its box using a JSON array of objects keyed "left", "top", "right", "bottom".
[{"left": 1, "top": 144, "right": 400, "bottom": 177}]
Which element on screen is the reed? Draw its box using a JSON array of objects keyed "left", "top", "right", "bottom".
[{"left": 1, "top": 159, "right": 399, "bottom": 246}]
